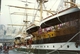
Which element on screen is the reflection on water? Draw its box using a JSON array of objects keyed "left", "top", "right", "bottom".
[
  {"left": 12, "top": 49, "right": 79, "bottom": 54},
  {"left": 19, "top": 51, "right": 78, "bottom": 54}
]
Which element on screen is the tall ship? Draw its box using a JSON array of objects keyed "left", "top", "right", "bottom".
[{"left": 12, "top": 0, "right": 80, "bottom": 54}]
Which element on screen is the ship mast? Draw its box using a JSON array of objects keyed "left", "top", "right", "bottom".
[
  {"left": 23, "top": 1, "right": 28, "bottom": 28},
  {"left": 8, "top": 0, "right": 30, "bottom": 36},
  {"left": 39, "top": 0, "right": 43, "bottom": 21},
  {"left": 36, "top": 0, "right": 48, "bottom": 21}
]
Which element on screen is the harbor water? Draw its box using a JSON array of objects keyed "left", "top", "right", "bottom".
[{"left": 0, "top": 49, "right": 79, "bottom": 54}]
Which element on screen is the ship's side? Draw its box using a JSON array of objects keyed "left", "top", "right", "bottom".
[{"left": 25, "top": 7, "right": 80, "bottom": 53}]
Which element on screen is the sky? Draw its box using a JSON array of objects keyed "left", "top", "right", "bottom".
[
  {"left": 0, "top": 0, "right": 61, "bottom": 36},
  {"left": 0, "top": 0, "right": 25, "bottom": 26},
  {"left": 0, "top": 0, "right": 80, "bottom": 27},
  {"left": 0, "top": 0, "right": 61, "bottom": 26}
]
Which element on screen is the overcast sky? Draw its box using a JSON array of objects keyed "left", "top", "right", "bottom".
[{"left": 0, "top": 0, "right": 80, "bottom": 27}]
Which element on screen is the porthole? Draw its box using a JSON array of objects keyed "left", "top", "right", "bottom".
[
  {"left": 44, "top": 46, "right": 45, "bottom": 47},
  {"left": 47, "top": 46, "right": 49, "bottom": 48},
  {"left": 75, "top": 43, "right": 78, "bottom": 48},
  {"left": 40, "top": 46, "right": 43, "bottom": 48},
  {"left": 53, "top": 46, "right": 54, "bottom": 48},
  {"left": 67, "top": 45, "right": 69, "bottom": 48},
  {"left": 61, "top": 45, "right": 62, "bottom": 48},
  {"left": 37, "top": 46, "right": 39, "bottom": 48}
]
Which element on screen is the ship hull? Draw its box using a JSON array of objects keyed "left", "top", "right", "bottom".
[
  {"left": 29, "top": 42, "right": 80, "bottom": 54},
  {"left": 31, "top": 42, "right": 80, "bottom": 51},
  {"left": 15, "top": 7, "right": 80, "bottom": 54},
  {"left": 16, "top": 42, "right": 80, "bottom": 54}
]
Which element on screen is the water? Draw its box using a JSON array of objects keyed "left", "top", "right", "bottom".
[{"left": 0, "top": 50, "right": 79, "bottom": 54}]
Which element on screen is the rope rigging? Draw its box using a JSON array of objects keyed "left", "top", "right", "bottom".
[
  {"left": 32, "top": 3, "right": 40, "bottom": 24},
  {"left": 50, "top": 0, "right": 58, "bottom": 10}
]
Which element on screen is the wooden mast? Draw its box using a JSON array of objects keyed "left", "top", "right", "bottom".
[
  {"left": 39, "top": 0, "right": 43, "bottom": 21},
  {"left": 37, "top": 0, "right": 48, "bottom": 21}
]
